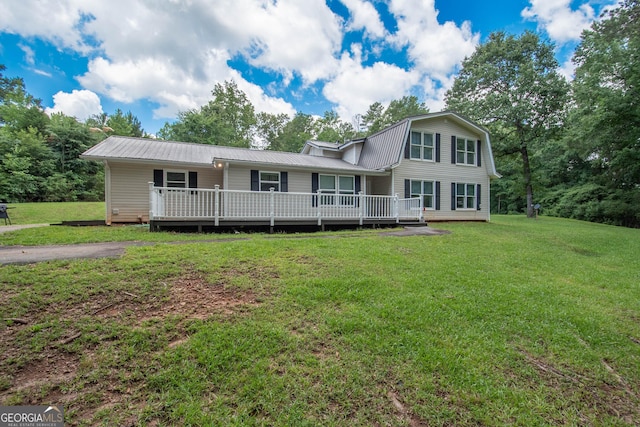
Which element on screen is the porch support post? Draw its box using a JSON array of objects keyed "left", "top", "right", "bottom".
[
  {"left": 358, "top": 191, "right": 364, "bottom": 226},
  {"left": 394, "top": 193, "right": 399, "bottom": 223},
  {"left": 317, "top": 192, "right": 322, "bottom": 226},
  {"left": 269, "top": 187, "right": 275, "bottom": 228},
  {"left": 148, "top": 182, "right": 155, "bottom": 221},
  {"left": 214, "top": 185, "right": 220, "bottom": 227}
]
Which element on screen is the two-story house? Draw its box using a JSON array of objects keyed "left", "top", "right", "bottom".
[{"left": 81, "top": 111, "right": 499, "bottom": 231}]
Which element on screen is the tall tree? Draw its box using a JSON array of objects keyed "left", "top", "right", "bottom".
[
  {"left": 557, "top": 0, "right": 640, "bottom": 227},
  {"left": 256, "top": 112, "right": 289, "bottom": 150},
  {"left": 361, "top": 97, "right": 429, "bottom": 134},
  {"left": 0, "top": 64, "right": 48, "bottom": 134},
  {"left": 160, "top": 81, "right": 256, "bottom": 148},
  {"left": 268, "top": 112, "right": 315, "bottom": 152},
  {"left": 445, "top": 31, "right": 570, "bottom": 218},
  {"left": 315, "top": 110, "right": 356, "bottom": 143}
]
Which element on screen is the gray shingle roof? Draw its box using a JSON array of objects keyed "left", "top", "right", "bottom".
[{"left": 81, "top": 136, "right": 381, "bottom": 173}]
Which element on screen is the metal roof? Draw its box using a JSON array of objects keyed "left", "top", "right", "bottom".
[
  {"left": 81, "top": 136, "right": 383, "bottom": 174},
  {"left": 357, "top": 119, "right": 410, "bottom": 170},
  {"left": 81, "top": 111, "right": 498, "bottom": 178},
  {"left": 356, "top": 111, "right": 499, "bottom": 177}
]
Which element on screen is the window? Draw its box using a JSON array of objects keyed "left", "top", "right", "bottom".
[
  {"left": 456, "top": 183, "right": 476, "bottom": 209},
  {"left": 456, "top": 137, "right": 476, "bottom": 165},
  {"left": 410, "top": 131, "right": 434, "bottom": 161},
  {"left": 410, "top": 180, "right": 435, "bottom": 209},
  {"left": 259, "top": 171, "right": 280, "bottom": 191},
  {"left": 166, "top": 171, "right": 187, "bottom": 188},
  {"left": 319, "top": 174, "right": 355, "bottom": 205}
]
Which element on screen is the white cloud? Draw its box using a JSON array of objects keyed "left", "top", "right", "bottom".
[
  {"left": 389, "top": 0, "right": 480, "bottom": 81},
  {"left": 0, "top": 0, "right": 91, "bottom": 52},
  {"left": 18, "top": 43, "right": 35, "bottom": 65},
  {"left": 340, "top": 0, "right": 387, "bottom": 39},
  {"left": 521, "top": 0, "right": 597, "bottom": 43},
  {"left": 323, "top": 45, "right": 421, "bottom": 120},
  {"left": 1, "top": 0, "right": 483, "bottom": 128},
  {"left": 45, "top": 90, "right": 103, "bottom": 121}
]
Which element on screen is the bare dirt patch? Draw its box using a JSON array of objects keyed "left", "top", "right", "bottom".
[
  {"left": 0, "top": 268, "right": 264, "bottom": 424},
  {"left": 92, "top": 270, "right": 260, "bottom": 323}
]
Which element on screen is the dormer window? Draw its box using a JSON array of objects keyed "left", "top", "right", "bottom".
[{"left": 410, "top": 131, "right": 434, "bottom": 161}]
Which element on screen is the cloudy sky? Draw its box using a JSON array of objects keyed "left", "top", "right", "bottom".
[{"left": 0, "top": 0, "right": 616, "bottom": 135}]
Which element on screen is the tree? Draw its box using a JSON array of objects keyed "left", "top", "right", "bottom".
[
  {"left": 0, "top": 64, "right": 49, "bottom": 134},
  {"left": 314, "top": 110, "right": 356, "bottom": 143},
  {"left": 160, "top": 81, "right": 256, "bottom": 148},
  {"left": 256, "top": 112, "right": 289, "bottom": 150},
  {"left": 268, "top": 112, "right": 315, "bottom": 152},
  {"left": 564, "top": 0, "right": 640, "bottom": 226},
  {"left": 445, "top": 31, "right": 570, "bottom": 218},
  {"left": 361, "top": 97, "right": 429, "bottom": 134}
]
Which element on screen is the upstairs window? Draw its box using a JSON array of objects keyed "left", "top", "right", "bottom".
[
  {"left": 456, "top": 137, "right": 476, "bottom": 165},
  {"left": 410, "top": 131, "right": 434, "bottom": 161}
]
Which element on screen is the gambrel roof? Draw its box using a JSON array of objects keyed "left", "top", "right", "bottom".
[{"left": 355, "top": 111, "right": 499, "bottom": 177}]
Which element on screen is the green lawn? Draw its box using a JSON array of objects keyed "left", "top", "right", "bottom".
[
  {"left": 1, "top": 215, "right": 639, "bottom": 426},
  {"left": 1, "top": 201, "right": 105, "bottom": 225}
]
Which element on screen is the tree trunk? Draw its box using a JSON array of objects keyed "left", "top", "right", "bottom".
[{"left": 520, "top": 145, "right": 534, "bottom": 218}]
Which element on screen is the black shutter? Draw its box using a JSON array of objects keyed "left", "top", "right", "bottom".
[
  {"left": 280, "top": 172, "right": 288, "bottom": 192},
  {"left": 188, "top": 171, "right": 197, "bottom": 188},
  {"left": 435, "top": 181, "right": 441, "bottom": 210},
  {"left": 451, "top": 136, "right": 457, "bottom": 164},
  {"left": 153, "top": 169, "right": 163, "bottom": 187},
  {"left": 435, "top": 133, "right": 441, "bottom": 162},
  {"left": 251, "top": 170, "right": 259, "bottom": 191},
  {"left": 354, "top": 176, "right": 361, "bottom": 207},
  {"left": 477, "top": 184, "right": 482, "bottom": 210},
  {"left": 404, "top": 133, "right": 411, "bottom": 159},
  {"left": 451, "top": 182, "right": 456, "bottom": 210},
  {"left": 477, "top": 140, "right": 482, "bottom": 167},
  {"left": 311, "top": 173, "right": 319, "bottom": 207},
  {"left": 404, "top": 179, "right": 410, "bottom": 199}
]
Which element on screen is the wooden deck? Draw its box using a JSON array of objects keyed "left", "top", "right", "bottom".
[{"left": 149, "top": 184, "right": 424, "bottom": 232}]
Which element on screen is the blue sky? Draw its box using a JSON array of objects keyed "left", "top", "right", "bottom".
[{"left": 0, "top": 0, "right": 616, "bottom": 135}]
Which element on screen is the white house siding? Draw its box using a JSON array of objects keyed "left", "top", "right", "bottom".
[
  {"left": 107, "top": 161, "right": 221, "bottom": 223},
  {"left": 226, "top": 165, "right": 312, "bottom": 193},
  {"left": 395, "top": 118, "right": 491, "bottom": 221}
]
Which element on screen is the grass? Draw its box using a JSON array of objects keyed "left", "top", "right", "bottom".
[
  {"left": 1, "top": 215, "right": 639, "bottom": 426},
  {"left": 2, "top": 201, "right": 105, "bottom": 225}
]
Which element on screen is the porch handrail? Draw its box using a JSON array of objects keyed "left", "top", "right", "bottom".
[{"left": 149, "top": 185, "right": 423, "bottom": 224}]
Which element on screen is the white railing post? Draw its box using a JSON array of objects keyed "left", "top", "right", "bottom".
[
  {"left": 358, "top": 191, "right": 364, "bottom": 225},
  {"left": 214, "top": 185, "right": 220, "bottom": 226},
  {"left": 269, "top": 187, "right": 275, "bottom": 227},
  {"left": 394, "top": 193, "right": 399, "bottom": 223},
  {"left": 419, "top": 196, "right": 424, "bottom": 223},
  {"left": 316, "top": 192, "right": 322, "bottom": 226},
  {"left": 148, "top": 182, "right": 155, "bottom": 220}
]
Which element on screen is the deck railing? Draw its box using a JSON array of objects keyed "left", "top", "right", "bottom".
[{"left": 149, "top": 183, "right": 423, "bottom": 225}]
